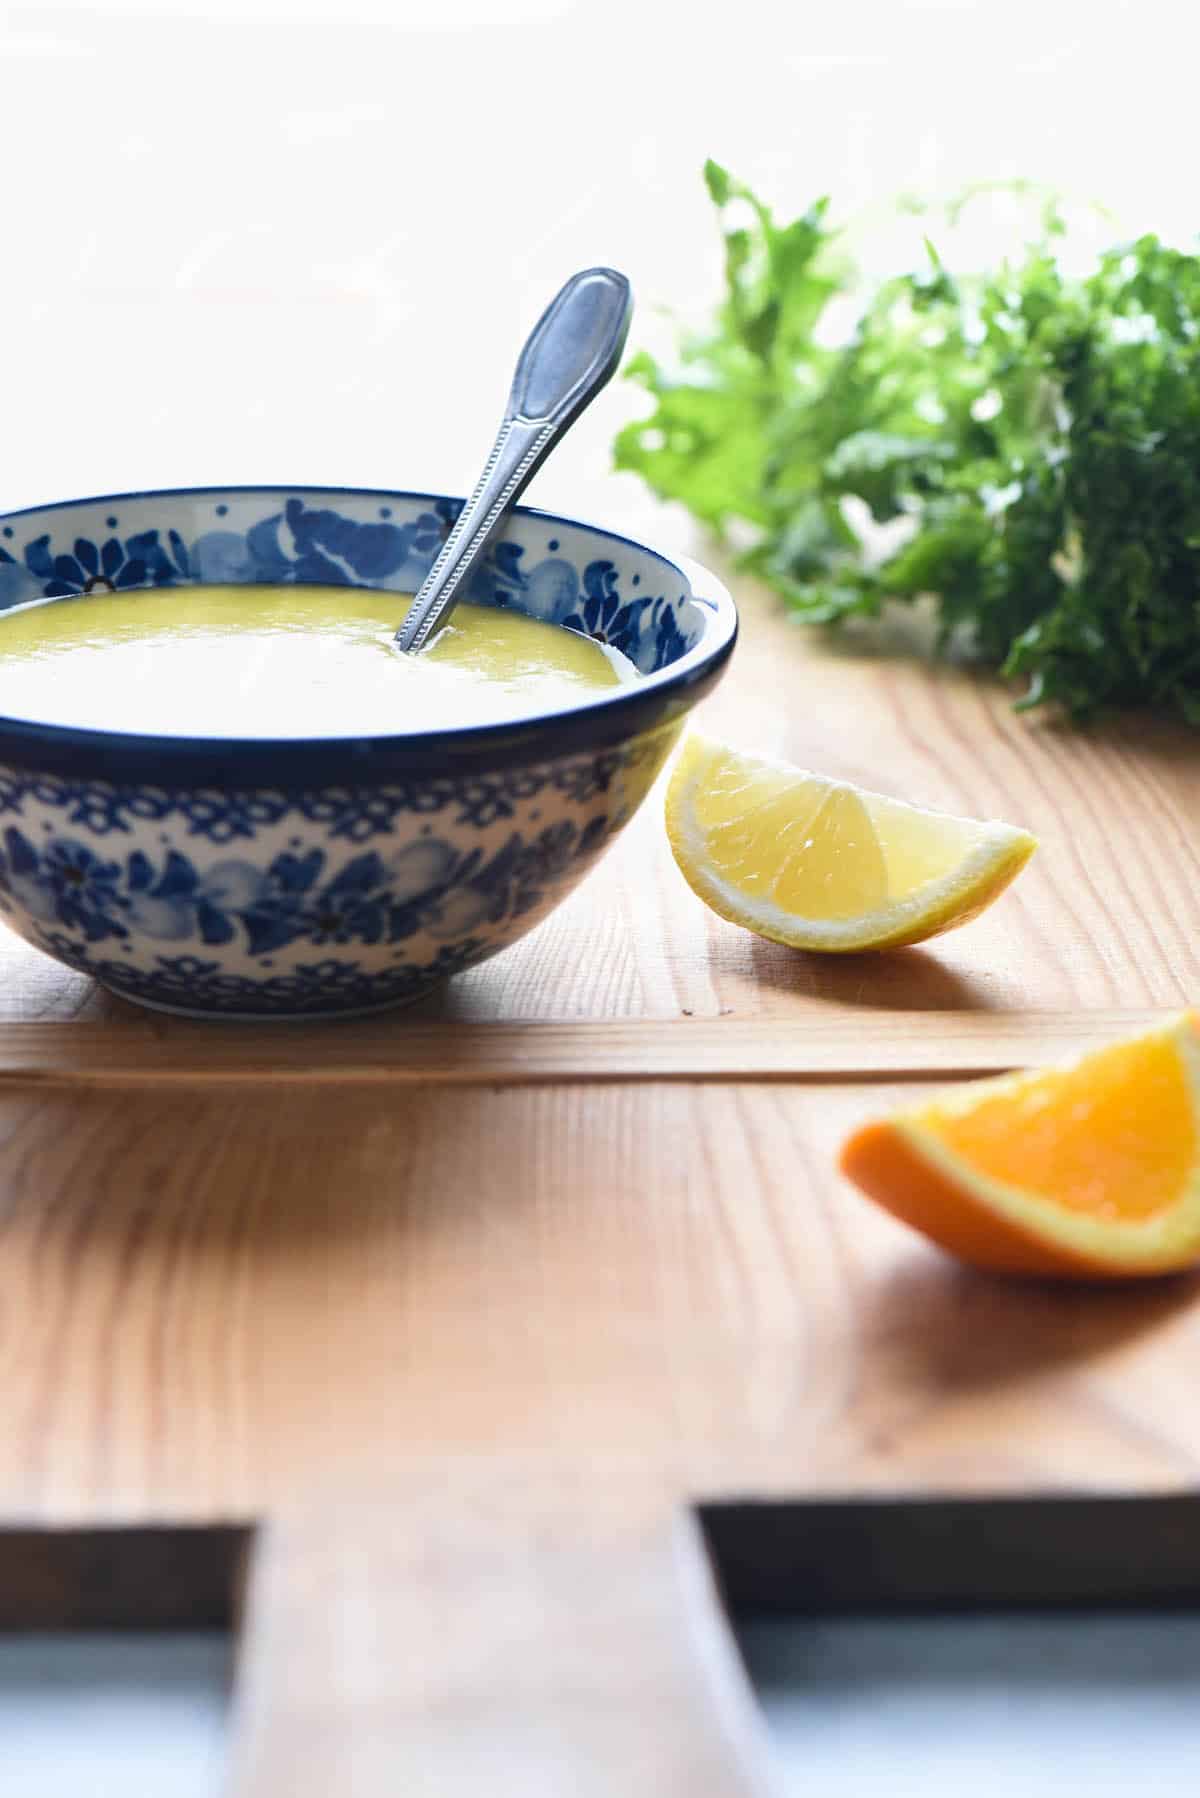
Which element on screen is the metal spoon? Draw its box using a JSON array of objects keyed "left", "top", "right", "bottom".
[{"left": 394, "top": 266, "right": 633, "bottom": 655}]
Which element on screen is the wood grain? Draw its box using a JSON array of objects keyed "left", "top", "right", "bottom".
[
  {"left": 0, "top": 1078, "right": 1196, "bottom": 1521},
  {"left": 0, "top": 1007, "right": 1167, "bottom": 1089},
  {"left": 426, "top": 574, "right": 1200, "bottom": 1022},
  {"left": 0, "top": 575, "right": 1198, "bottom": 1790},
  {"left": 230, "top": 1499, "right": 770, "bottom": 1797},
  {"left": 0, "top": 571, "right": 1196, "bottom": 1037},
  {"left": 8, "top": 15, "right": 1200, "bottom": 1784}
]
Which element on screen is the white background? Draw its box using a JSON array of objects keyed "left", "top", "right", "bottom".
[{"left": 4, "top": 0, "right": 1198, "bottom": 545}]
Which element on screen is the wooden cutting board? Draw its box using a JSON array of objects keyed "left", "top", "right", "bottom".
[{"left": 2, "top": 566, "right": 1198, "bottom": 1792}]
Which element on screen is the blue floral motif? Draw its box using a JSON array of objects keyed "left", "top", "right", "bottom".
[
  {"left": 0, "top": 487, "right": 720, "bottom": 1014},
  {"left": 368, "top": 840, "right": 478, "bottom": 944},
  {"left": 564, "top": 559, "right": 648, "bottom": 657},
  {"left": 651, "top": 601, "right": 690, "bottom": 670},
  {"left": 556, "top": 560, "right": 694, "bottom": 672},
  {"left": 301, "top": 852, "right": 389, "bottom": 947},
  {"left": 470, "top": 539, "right": 582, "bottom": 626},
  {"left": 125, "top": 851, "right": 264, "bottom": 946},
  {"left": 191, "top": 496, "right": 461, "bottom": 591},
  {"left": 296, "top": 782, "right": 464, "bottom": 842},
  {"left": 468, "top": 820, "right": 597, "bottom": 925},
  {"left": 36, "top": 934, "right": 487, "bottom": 1016},
  {"left": 0, "top": 546, "right": 39, "bottom": 612},
  {"left": 0, "top": 773, "right": 175, "bottom": 835},
  {"left": 27, "top": 528, "right": 191, "bottom": 599},
  {"left": 5, "top": 498, "right": 467, "bottom": 608},
  {"left": 476, "top": 540, "right": 529, "bottom": 600},
  {"left": 0, "top": 739, "right": 664, "bottom": 844},
  {"left": 3, "top": 492, "right": 703, "bottom": 672},
  {"left": 410, "top": 497, "right": 462, "bottom": 556},
  {"left": 39, "top": 837, "right": 129, "bottom": 940},
  {"left": 0, "top": 828, "right": 129, "bottom": 942},
  {"left": 444, "top": 771, "right": 546, "bottom": 831},
  {"left": 0, "top": 815, "right": 611, "bottom": 968},
  {"left": 551, "top": 750, "right": 626, "bottom": 806},
  {"left": 248, "top": 497, "right": 415, "bottom": 585},
  {"left": 176, "top": 790, "right": 292, "bottom": 844}
]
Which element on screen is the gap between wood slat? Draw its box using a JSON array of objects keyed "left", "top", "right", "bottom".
[{"left": 0, "top": 1009, "right": 1166, "bottom": 1089}]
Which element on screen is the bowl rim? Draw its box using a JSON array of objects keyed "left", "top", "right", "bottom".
[{"left": 0, "top": 484, "right": 737, "bottom": 784}]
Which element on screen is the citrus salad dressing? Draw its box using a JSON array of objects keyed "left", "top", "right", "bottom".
[{"left": 0, "top": 583, "right": 633, "bottom": 736}]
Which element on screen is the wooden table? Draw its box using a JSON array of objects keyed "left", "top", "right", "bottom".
[{"left": 2, "top": 565, "right": 1198, "bottom": 1793}]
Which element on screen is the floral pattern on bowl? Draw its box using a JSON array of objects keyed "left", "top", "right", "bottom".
[
  {"left": 0, "top": 728, "right": 673, "bottom": 1016},
  {"left": 0, "top": 487, "right": 736, "bottom": 1017},
  {"left": 0, "top": 491, "right": 699, "bottom": 676}
]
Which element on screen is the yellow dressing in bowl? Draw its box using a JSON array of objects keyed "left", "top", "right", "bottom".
[{"left": 0, "top": 582, "right": 633, "bottom": 737}]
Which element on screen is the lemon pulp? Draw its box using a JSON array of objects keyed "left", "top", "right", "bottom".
[
  {"left": 667, "top": 735, "right": 1036, "bottom": 952},
  {"left": 0, "top": 583, "right": 631, "bottom": 737}
]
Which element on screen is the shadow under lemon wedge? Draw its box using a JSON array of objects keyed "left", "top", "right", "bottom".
[
  {"left": 665, "top": 735, "right": 1036, "bottom": 952},
  {"left": 841, "top": 1014, "right": 1200, "bottom": 1279}
]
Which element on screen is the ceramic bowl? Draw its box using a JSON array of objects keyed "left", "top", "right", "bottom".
[{"left": 0, "top": 487, "right": 736, "bottom": 1018}]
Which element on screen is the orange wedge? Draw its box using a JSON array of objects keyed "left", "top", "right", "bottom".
[{"left": 840, "top": 1013, "right": 1200, "bottom": 1279}]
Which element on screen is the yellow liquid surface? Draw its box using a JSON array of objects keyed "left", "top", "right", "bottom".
[{"left": 0, "top": 583, "right": 631, "bottom": 736}]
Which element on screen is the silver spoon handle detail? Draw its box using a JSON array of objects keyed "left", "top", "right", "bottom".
[{"left": 394, "top": 267, "right": 632, "bottom": 655}]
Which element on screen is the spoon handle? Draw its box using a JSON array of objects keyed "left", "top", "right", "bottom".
[{"left": 394, "top": 267, "right": 632, "bottom": 654}]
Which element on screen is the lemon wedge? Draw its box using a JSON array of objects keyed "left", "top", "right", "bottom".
[{"left": 665, "top": 735, "right": 1037, "bottom": 952}]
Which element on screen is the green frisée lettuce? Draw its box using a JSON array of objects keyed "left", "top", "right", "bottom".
[{"left": 616, "top": 161, "right": 1200, "bottom": 723}]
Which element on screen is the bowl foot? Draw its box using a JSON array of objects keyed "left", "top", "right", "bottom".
[{"left": 100, "top": 984, "right": 438, "bottom": 1023}]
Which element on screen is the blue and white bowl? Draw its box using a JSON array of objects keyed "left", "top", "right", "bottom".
[{"left": 0, "top": 487, "right": 736, "bottom": 1018}]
